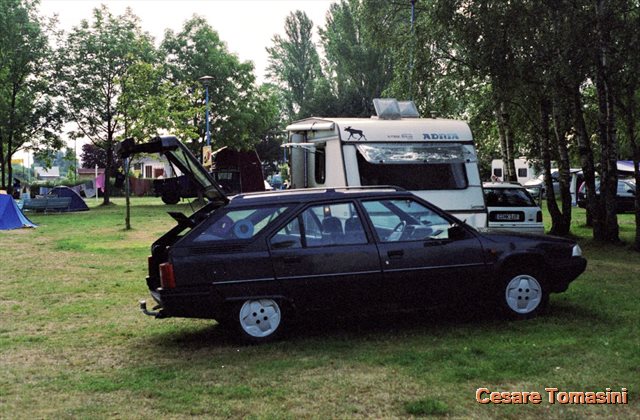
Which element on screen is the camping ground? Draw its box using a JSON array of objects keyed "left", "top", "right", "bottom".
[{"left": 1, "top": 198, "right": 638, "bottom": 418}]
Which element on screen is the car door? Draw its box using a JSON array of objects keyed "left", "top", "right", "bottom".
[
  {"left": 174, "top": 206, "right": 290, "bottom": 297},
  {"left": 269, "top": 201, "right": 384, "bottom": 313},
  {"left": 360, "top": 198, "right": 488, "bottom": 308}
]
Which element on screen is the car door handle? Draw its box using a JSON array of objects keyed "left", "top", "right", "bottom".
[
  {"left": 283, "top": 256, "right": 301, "bottom": 264},
  {"left": 387, "top": 250, "right": 404, "bottom": 259}
]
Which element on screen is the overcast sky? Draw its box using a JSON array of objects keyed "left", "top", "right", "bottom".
[{"left": 39, "top": 0, "right": 335, "bottom": 83}]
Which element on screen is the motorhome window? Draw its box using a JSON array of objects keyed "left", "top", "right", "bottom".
[
  {"left": 356, "top": 152, "right": 468, "bottom": 190},
  {"left": 315, "top": 148, "right": 326, "bottom": 184},
  {"left": 493, "top": 168, "right": 503, "bottom": 178},
  {"left": 356, "top": 144, "right": 470, "bottom": 164},
  {"left": 518, "top": 168, "right": 528, "bottom": 178},
  {"left": 194, "top": 206, "right": 288, "bottom": 242}
]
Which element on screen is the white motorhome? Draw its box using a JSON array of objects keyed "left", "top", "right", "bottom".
[
  {"left": 284, "top": 99, "right": 487, "bottom": 228},
  {"left": 491, "top": 158, "right": 540, "bottom": 185}
]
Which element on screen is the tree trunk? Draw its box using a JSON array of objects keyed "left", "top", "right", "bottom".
[
  {"left": 595, "top": 0, "right": 619, "bottom": 243},
  {"left": 125, "top": 158, "right": 131, "bottom": 230},
  {"left": 497, "top": 102, "right": 514, "bottom": 182},
  {"left": 0, "top": 131, "right": 5, "bottom": 188},
  {"left": 571, "top": 84, "right": 599, "bottom": 232},
  {"left": 620, "top": 87, "right": 640, "bottom": 250},
  {"left": 629, "top": 123, "right": 640, "bottom": 251},
  {"left": 550, "top": 97, "right": 571, "bottom": 235},
  {"left": 104, "top": 141, "right": 112, "bottom": 205},
  {"left": 540, "top": 99, "right": 564, "bottom": 233}
]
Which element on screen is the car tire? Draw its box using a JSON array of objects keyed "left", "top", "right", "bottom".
[
  {"left": 232, "top": 298, "right": 284, "bottom": 344},
  {"left": 498, "top": 269, "right": 549, "bottom": 319}
]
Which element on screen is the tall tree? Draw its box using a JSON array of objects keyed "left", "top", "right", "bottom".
[
  {"left": 162, "top": 16, "right": 278, "bottom": 154},
  {"left": 613, "top": 1, "right": 640, "bottom": 249},
  {"left": 57, "top": 5, "right": 156, "bottom": 205},
  {"left": 319, "top": 0, "right": 394, "bottom": 117},
  {"left": 0, "top": 0, "right": 64, "bottom": 191},
  {"left": 266, "top": 10, "right": 322, "bottom": 120}
]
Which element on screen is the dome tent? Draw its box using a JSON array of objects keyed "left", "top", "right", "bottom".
[
  {"left": 49, "top": 186, "right": 89, "bottom": 212},
  {"left": 0, "top": 194, "right": 36, "bottom": 230}
]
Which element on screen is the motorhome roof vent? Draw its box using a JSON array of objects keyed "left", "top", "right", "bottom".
[
  {"left": 373, "top": 98, "right": 419, "bottom": 119},
  {"left": 398, "top": 101, "right": 419, "bottom": 118},
  {"left": 373, "top": 98, "right": 401, "bottom": 119}
]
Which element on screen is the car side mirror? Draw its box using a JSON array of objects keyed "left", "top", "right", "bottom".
[{"left": 448, "top": 224, "right": 466, "bottom": 241}]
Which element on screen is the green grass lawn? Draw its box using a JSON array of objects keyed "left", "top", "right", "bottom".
[{"left": 1, "top": 198, "right": 638, "bottom": 418}]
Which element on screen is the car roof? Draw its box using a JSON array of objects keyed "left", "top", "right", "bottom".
[{"left": 227, "top": 186, "right": 414, "bottom": 207}]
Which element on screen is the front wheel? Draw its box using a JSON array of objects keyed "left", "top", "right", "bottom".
[
  {"left": 498, "top": 271, "right": 548, "bottom": 319},
  {"left": 233, "top": 298, "right": 283, "bottom": 343}
]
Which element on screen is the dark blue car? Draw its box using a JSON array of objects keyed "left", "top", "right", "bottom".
[{"left": 119, "top": 137, "right": 587, "bottom": 343}]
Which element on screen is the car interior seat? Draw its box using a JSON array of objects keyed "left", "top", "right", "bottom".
[
  {"left": 321, "top": 216, "right": 344, "bottom": 245},
  {"left": 344, "top": 216, "right": 366, "bottom": 244}
]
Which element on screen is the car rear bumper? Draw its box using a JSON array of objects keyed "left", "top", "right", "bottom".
[
  {"left": 149, "top": 286, "right": 225, "bottom": 319},
  {"left": 549, "top": 257, "right": 587, "bottom": 292}
]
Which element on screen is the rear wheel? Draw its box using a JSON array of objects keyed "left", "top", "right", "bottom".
[
  {"left": 234, "top": 298, "right": 283, "bottom": 343},
  {"left": 498, "top": 270, "right": 548, "bottom": 319}
]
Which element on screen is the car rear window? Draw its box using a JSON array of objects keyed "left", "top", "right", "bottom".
[
  {"left": 194, "top": 206, "right": 288, "bottom": 242},
  {"left": 484, "top": 188, "right": 537, "bottom": 207}
]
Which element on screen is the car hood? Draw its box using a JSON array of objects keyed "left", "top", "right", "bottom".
[{"left": 117, "top": 136, "right": 228, "bottom": 207}]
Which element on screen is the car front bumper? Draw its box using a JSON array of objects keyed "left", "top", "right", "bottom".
[{"left": 549, "top": 257, "right": 587, "bottom": 292}]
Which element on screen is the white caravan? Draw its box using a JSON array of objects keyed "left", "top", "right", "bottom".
[
  {"left": 491, "top": 158, "right": 540, "bottom": 185},
  {"left": 284, "top": 99, "right": 487, "bottom": 228}
]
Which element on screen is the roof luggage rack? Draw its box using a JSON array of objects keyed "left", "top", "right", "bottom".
[{"left": 233, "top": 185, "right": 406, "bottom": 200}]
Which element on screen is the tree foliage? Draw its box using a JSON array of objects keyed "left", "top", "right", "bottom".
[
  {"left": 0, "top": 0, "right": 64, "bottom": 191},
  {"left": 319, "top": 0, "right": 394, "bottom": 117},
  {"left": 266, "top": 11, "right": 323, "bottom": 120},
  {"left": 162, "top": 16, "right": 279, "bottom": 153},
  {"left": 57, "top": 6, "right": 156, "bottom": 204}
]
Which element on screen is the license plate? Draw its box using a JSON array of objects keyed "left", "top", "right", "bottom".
[{"left": 494, "top": 213, "right": 523, "bottom": 221}]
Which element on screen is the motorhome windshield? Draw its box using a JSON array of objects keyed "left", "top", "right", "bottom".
[{"left": 356, "top": 143, "right": 469, "bottom": 190}]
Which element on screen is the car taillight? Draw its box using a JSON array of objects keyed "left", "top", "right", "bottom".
[
  {"left": 536, "top": 211, "right": 543, "bottom": 223},
  {"left": 159, "top": 262, "right": 176, "bottom": 289}
]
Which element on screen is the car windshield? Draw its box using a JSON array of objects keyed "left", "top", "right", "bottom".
[{"left": 484, "top": 188, "right": 537, "bottom": 207}]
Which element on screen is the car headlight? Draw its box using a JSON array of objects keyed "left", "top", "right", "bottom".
[{"left": 572, "top": 244, "right": 583, "bottom": 257}]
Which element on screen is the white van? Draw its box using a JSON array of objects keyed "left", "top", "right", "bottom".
[
  {"left": 491, "top": 158, "right": 540, "bottom": 185},
  {"left": 284, "top": 99, "right": 487, "bottom": 228}
]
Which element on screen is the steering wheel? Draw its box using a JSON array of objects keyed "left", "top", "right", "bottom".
[{"left": 387, "top": 221, "right": 406, "bottom": 241}]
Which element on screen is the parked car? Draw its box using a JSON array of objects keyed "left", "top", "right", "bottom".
[
  {"left": 483, "top": 182, "right": 544, "bottom": 235},
  {"left": 577, "top": 178, "right": 636, "bottom": 213},
  {"left": 524, "top": 169, "right": 583, "bottom": 205},
  {"left": 118, "top": 136, "right": 587, "bottom": 343}
]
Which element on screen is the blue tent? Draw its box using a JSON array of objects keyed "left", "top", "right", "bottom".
[
  {"left": 49, "top": 186, "right": 89, "bottom": 212},
  {"left": 0, "top": 194, "right": 36, "bottom": 230}
]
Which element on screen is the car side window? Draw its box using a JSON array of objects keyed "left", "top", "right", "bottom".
[
  {"left": 194, "top": 206, "right": 287, "bottom": 242},
  {"left": 301, "top": 202, "right": 367, "bottom": 247},
  {"left": 362, "top": 199, "right": 451, "bottom": 242},
  {"left": 271, "top": 217, "right": 302, "bottom": 249}
]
